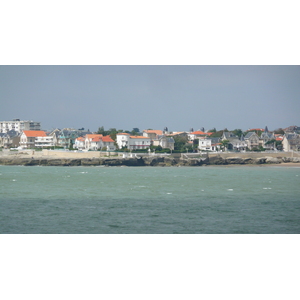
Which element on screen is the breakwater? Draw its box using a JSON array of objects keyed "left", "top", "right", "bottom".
[{"left": 0, "top": 154, "right": 299, "bottom": 166}]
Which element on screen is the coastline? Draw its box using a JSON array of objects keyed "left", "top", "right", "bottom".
[{"left": 0, "top": 153, "right": 299, "bottom": 167}]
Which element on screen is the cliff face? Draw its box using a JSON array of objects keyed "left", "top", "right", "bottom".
[{"left": 1, "top": 155, "right": 299, "bottom": 166}]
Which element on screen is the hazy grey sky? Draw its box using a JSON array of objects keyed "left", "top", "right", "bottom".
[{"left": 1, "top": 65, "right": 299, "bottom": 132}]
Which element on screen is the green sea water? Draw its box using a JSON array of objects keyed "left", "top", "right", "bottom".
[{"left": 0, "top": 165, "right": 299, "bottom": 233}]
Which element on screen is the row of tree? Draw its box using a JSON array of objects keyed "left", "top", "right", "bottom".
[{"left": 97, "top": 127, "right": 140, "bottom": 140}]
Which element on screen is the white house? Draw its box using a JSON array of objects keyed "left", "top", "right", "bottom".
[
  {"left": 198, "top": 138, "right": 221, "bottom": 151},
  {"left": 143, "top": 130, "right": 163, "bottom": 140},
  {"left": 129, "top": 136, "right": 151, "bottom": 150},
  {"left": 74, "top": 137, "right": 85, "bottom": 150},
  {"left": 188, "top": 130, "right": 212, "bottom": 141},
  {"left": 116, "top": 133, "right": 130, "bottom": 149},
  {"left": 282, "top": 133, "right": 300, "bottom": 152},
  {"left": 116, "top": 133, "right": 150, "bottom": 150},
  {"left": 35, "top": 136, "right": 54, "bottom": 148},
  {"left": 101, "top": 135, "right": 116, "bottom": 151}
]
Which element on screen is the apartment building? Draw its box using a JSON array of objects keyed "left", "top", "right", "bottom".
[{"left": 0, "top": 119, "right": 41, "bottom": 133}]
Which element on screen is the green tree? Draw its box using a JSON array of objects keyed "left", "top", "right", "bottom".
[
  {"left": 131, "top": 130, "right": 139, "bottom": 136},
  {"left": 97, "top": 126, "right": 107, "bottom": 135},
  {"left": 274, "top": 128, "right": 284, "bottom": 135},
  {"left": 132, "top": 128, "right": 140, "bottom": 133},
  {"left": 232, "top": 129, "right": 244, "bottom": 138},
  {"left": 220, "top": 139, "right": 230, "bottom": 150},
  {"left": 193, "top": 139, "right": 198, "bottom": 150},
  {"left": 210, "top": 130, "right": 224, "bottom": 138},
  {"left": 208, "top": 128, "right": 216, "bottom": 133},
  {"left": 275, "top": 140, "right": 283, "bottom": 150},
  {"left": 174, "top": 136, "right": 188, "bottom": 151},
  {"left": 265, "top": 139, "right": 276, "bottom": 145}
]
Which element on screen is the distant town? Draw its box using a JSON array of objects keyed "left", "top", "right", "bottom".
[{"left": 1, "top": 119, "right": 300, "bottom": 153}]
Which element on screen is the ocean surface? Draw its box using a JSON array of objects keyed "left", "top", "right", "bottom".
[{"left": 0, "top": 165, "right": 299, "bottom": 233}]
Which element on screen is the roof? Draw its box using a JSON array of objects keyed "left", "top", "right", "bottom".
[
  {"left": 143, "top": 130, "right": 163, "bottom": 135},
  {"left": 92, "top": 137, "right": 102, "bottom": 142},
  {"left": 247, "top": 128, "right": 264, "bottom": 132},
  {"left": 284, "top": 125, "right": 300, "bottom": 132},
  {"left": 158, "top": 136, "right": 175, "bottom": 142},
  {"left": 22, "top": 130, "right": 47, "bottom": 137},
  {"left": 285, "top": 133, "right": 299, "bottom": 140},
  {"left": 167, "top": 132, "right": 186, "bottom": 136},
  {"left": 130, "top": 136, "right": 150, "bottom": 139},
  {"left": 244, "top": 132, "right": 258, "bottom": 139},
  {"left": 223, "top": 132, "right": 238, "bottom": 139},
  {"left": 76, "top": 137, "right": 85, "bottom": 141},
  {"left": 86, "top": 134, "right": 103, "bottom": 139},
  {"left": 211, "top": 137, "right": 221, "bottom": 143},
  {"left": 190, "top": 130, "right": 207, "bottom": 135},
  {"left": 261, "top": 132, "right": 274, "bottom": 139},
  {"left": 102, "top": 136, "right": 115, "bottom": 143},
  {"left": 117, "top": 133, "right": 130, "bottom": 136}
]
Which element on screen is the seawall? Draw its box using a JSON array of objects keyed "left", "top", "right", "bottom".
[{"left": 0, "top": 151, "right": 300, "bottom": 166}]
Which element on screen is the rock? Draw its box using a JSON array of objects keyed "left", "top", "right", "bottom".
[
  {"left": 292, "top": 157, "right": 300, "bottom": 163},
  {"left": 81, "top": 159, "right": 100, "bottom": 166},
  {"left": 208, "top": 156, "right": 226, "bottom": 165},
  {"left": 164, "top": 157, "right": 179, "bottom": 166},
  {"left": 225, "top": 157, "right": 245, "bottom": 164},
  {"left": 122, "top": 158, "right": 145, "bottom": 166},
  {"left": 243, "top": 158, "right": 256, "bottom": 164},
  {"left": 47, "top": 159, "right": 69, "bottom": 166},
  {"left": 265, "top": 157, "right": 280, "bottom": 164},
  {"left": 68, "top": 159, "right": 81, "bottom": 166},
  {"left": 24, "top": 159, "right": 40, "bottom": 166},
  {"left": 254, "top": 158, "right": 267, "bottom": 164}
]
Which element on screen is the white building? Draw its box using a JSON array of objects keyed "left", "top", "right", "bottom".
[
  {"left": 188, "top": 130, "right": 213, "bottom": 141},
  {"left": 74, "top": 137, "right": 85, "bottom": 150},
  {"left": 198, "top": 138, "right": 221, "bottom": 151},
  {"left": 0, "top": 119, "right": 41, "bottom": 133},
  {"left": 116, "top": 133, "right": 151, "bottom": 150},
  {"left": 116, "top": 133, "right": 130, "bottom": 149},
  {"left": 282, "top": 133, "right": 300, "bottom": 152},
  {"left": 35, "top": 136, "right": 54, "bottom": 148},
  {"left": 143, "top": 130, "right": 163, "bottom": 139}
]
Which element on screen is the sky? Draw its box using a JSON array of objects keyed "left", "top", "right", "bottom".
[{"left": 1, "top": 65, "right": 299, "bottom": 133}]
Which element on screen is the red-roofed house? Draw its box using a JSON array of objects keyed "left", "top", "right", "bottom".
[
  {"left": 74, "top": 137, "right": 85, "bottom": 150},
  {"left": 143, "top": 130, "right": 163, "bottom": 140},
  {"left": 100, "top": 135, "right": 116, "bottom": 151},
  {"left": 20, "top": 130, "right": 52, "bottom": 148},
  {"left": 188, "top": 130, "right": 213, "bottom": 141},
  {"left": 85, "top": 134, "right": 103, "bottom": 150},
  {"left": 75, "top": 134, "right": 116, "bottom": 151}
]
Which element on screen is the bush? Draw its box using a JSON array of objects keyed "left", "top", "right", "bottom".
[
  {"left": 131, "top": 149, "right": 149, "bottom": 153},
  {"left": 155, "top": 148, "right": 171, "bottom": 153}
]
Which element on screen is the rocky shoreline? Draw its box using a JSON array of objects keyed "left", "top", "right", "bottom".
[{"left": 0, "top": 155, "right": 300, "bottom": 167}]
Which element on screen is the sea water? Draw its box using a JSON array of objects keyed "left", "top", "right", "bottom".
[{"left": 0, "top": 165, "right": 299, "bottom": 233}]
